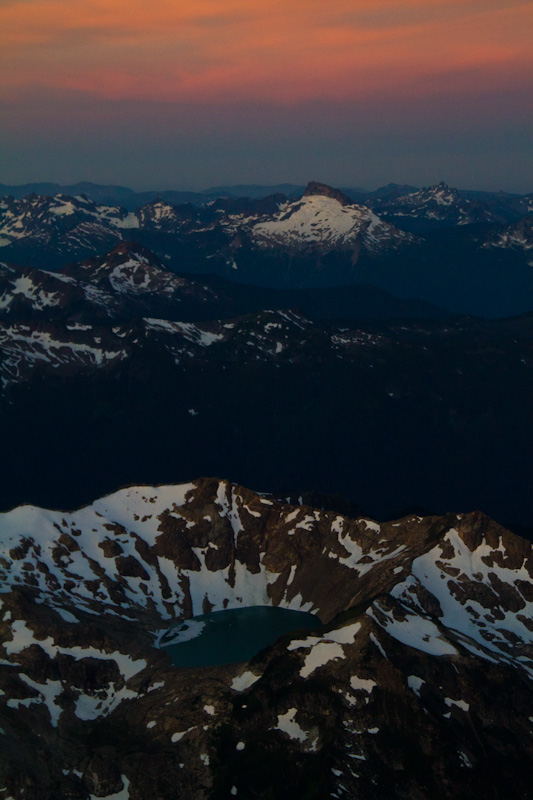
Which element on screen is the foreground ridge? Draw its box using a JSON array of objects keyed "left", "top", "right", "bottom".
[{"left": 1, "top": 479, "right": 532, "bottom": 799}]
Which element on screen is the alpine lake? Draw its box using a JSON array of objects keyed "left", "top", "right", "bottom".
[{"left": 159, "top": 605, "right": 322, "bottom": 667}]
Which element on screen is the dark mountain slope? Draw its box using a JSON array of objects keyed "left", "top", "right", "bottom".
[
  {"left": 1, "top": 308, "right": 531, "bottom": 532},
  {"left": 1, "top": 241, "right": 451, "bottom": 323}
]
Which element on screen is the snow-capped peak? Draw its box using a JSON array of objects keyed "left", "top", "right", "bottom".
[
  {"left": 395, "top": 182, "right": 461, "bottom": 208},
  {"left": 250, "top": 186, "right": 415, "bottom": 252}
]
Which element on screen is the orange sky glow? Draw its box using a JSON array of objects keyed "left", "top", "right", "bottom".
[
  {"left": 2, "top": 0, "right": 532, "bottom": 103},
  {"left": 1, "top": 0, "right": 532, "bottom": 190}
]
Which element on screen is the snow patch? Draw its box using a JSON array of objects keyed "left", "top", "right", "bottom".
[
  {"left": 275, "top": 708, "right": 309, "bottom": 743},
  {"left": 231, "top": 671, "right": 261, "bottom": 692}
]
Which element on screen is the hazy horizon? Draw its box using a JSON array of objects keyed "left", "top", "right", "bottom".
[
  {"left": 2, "top": 1, "right": 532, "bottom": 194},
  {"left": 0, "top": 170, "right": 530, "bottom": 197}
]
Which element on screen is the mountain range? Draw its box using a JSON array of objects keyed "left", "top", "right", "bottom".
[
  {"left": 1, "top": 176, "right": 533, "bottom": 799},
  {"left": 1, "top": 181, "right": 532, "bottom": 317}
]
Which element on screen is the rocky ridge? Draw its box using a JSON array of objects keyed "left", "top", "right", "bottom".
[
  {"left": 0, "top": 261, "right": 122, "bottom": 320},
  {"left": 482, "top": 214, "right": 533, "bottom": 265},
  {"left": 0, "top": 184, "right": 411, "bottom": 259},
  {"left": 1, "top": 479, "right": 532, "bottom": 799},
  {"left": 372, "top": 182, "right": 505, "bottom": 229},
  {"left": 0, "top": 193, "right": 135, "bottom": 252},
  {"left": 0, "top": 305, "right": 389, "bottom": 390},
  {"left": 0, "top": 187, "right": 421, "bottom": 289},
  {"left": 0, "top": 243, "right": 232, "bottom": 324}
]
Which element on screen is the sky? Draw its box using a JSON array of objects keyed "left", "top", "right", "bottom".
[{"left": 1, "top": 0, "right": 532, "bottom": 192}]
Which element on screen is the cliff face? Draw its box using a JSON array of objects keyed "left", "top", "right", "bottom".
[{"left": 1, "top": 479, "right": 532, "bottom": 799}]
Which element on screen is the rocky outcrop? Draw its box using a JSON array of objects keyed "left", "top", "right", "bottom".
[
  {"left": 302, "top": 181, "right": 354, "bottom": 206},
  {"left": 483, "top": 214, "right": 533, "bottom": 265},
  {"left": 371, "top": 182, "right": 502, "bottom": 229},
  {"left": 1, "top": 480, "right": 532, "bottom": 799}
]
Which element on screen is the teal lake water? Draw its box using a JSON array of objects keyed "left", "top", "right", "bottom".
[{"left": 159, "top": 605, "right": 321, "bottom": 667}]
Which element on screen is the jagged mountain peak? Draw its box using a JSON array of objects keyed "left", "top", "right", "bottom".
[
  {"left": 302, "top": 181, "right": 353, "bottom": 206},
  {"left": 370, "top": 180, "right": 508, "bottom": 229},
  {"left": 103, "top": 240, "right": 165, "bottom": 267},
  {"left": 60, "top": 242, "right": 184, "bottom": 302},
  {"left": 136, "top": 197, "right": 179, "bottom": 216},
  {"left": 66, "top": 241, "right": 166, "bottom": 279},
  {"left": 400, "top": 181, "right": 461, "bottom": 204},
  {"left": 432, "top": 181, "right": 461, "bottom": 201}
]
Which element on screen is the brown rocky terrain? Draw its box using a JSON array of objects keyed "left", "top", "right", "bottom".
[{"left": 1, "top": 479, "right": 532, "bottom": 799}]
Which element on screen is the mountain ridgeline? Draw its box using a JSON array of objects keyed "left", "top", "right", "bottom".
[
  {"left": 1, "top": 180, "right": 532, "bottom": 317},
  {"left": 1, "top": 480, "right": 533, "bottom": 799}
]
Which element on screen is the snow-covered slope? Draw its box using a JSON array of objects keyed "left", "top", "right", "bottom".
[
  {"left": 0, "top": 261, "right": 119, "bottom": 318},
  {"left": 134, "top": 198, "right": 196, "bottom": 230},
  {"left": 0, "top": 307, "right": 387, "bottom": 388},
  {"left": 0, "top": 193, "right": 136, "bottom": 251},
  {"left": 64, "top": 241, "right": 192, "bottom": 297},
  {"left": 0, "top": 242, "right": 230, "bottom": 327},
  {"left": 250, "top": 183, "right": 417, "bottom": 253},
  {"left": 1, "top": 480, "right": 533, "bottom": 799},
  {"left": 397, "top": 182, "right": 462, "bottom": 209},
  {"left": 0, "top": 185, "right": 419, "bottom": 277},
  {"left": 0, "top": 320, "right": 129, "bottom": 387},
  {"left": 2, "top": 480, "right": 532, "bottom": 664}
]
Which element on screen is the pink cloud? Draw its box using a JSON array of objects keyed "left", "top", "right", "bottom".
[{"left": 1, "top": 1, "right": 531, "bottom": 104}]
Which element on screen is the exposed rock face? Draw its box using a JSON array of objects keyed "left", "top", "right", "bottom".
[
  {"left": 1, "top": 480, "right": 532, "bottom": 799},
  {"left": 302, "top": 181, "right": 354, "bottom": 206}
]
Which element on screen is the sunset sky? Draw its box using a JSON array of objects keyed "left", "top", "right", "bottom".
[{"left": 1, "top": 0, "right": 532, "bottom": 191}]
